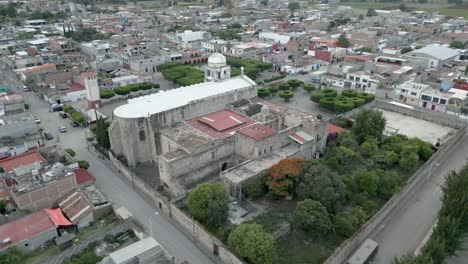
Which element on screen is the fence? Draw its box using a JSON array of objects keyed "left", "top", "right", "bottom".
[
  {"left": 324, "top": 128, "right": 466, "bottom": 264},
  {"left": 107, "top": 151, "right": 244, "bottom": 264}
]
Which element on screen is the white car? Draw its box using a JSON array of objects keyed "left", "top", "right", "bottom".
[
  {"left": 34, "top": 117, "right": 41, "bottom": 124},
  {"left": 58, "top": 126, "right": 67, "bottom": 133}
]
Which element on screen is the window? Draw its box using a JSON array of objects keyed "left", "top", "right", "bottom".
[
  {"left": 440, "top": 99, "right": 447, "bottom": 105},
  {"left": 264, "top": 149, "right": 267, "bottom": 154},
  {"left": 139, "top": 130, "right": 145, "bottom": 141},
  {"left": 410, "top": 92, "right": 417, "bottom": 96},
  {"left": 421, "top": 95, "right": 432, "bottom": 101},
  {"left": 270, "top": 146, "right": 273, "bottom": 151},
  {"left": 432, "top": 97, "right": 439, "bottom": 103},
  {"left": 211, "top": 152, "right": 215, "bottom": 160},
  {"left": 258, "top": 151, "right": 262, "bottom": 156}
]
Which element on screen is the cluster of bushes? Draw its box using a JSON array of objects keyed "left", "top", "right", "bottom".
[
  {"left": 227, "top": 58, "right": 272, "bottom": 80},
  {"left": 161, "top": 64, "right": 204, "bottom": 87},
  {"left": 64, "top": 242, "right": 102, "bottom": 264},
  {"left": 100, "top": 83, "right": 159, "bottom": 99},
  {"left": 263, "top": 74, "right": 285, "bottom": 83},
  {"left": 393, "top": 165, "right": 468, "bottom": 264},
  {"left": 313, "top": 89, "right": 375, "bottom": 114},
  {"left": 63, "top": 105, "right": 86, "bottom": 124}
]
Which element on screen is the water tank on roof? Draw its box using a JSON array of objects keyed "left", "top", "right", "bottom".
[{"left": 51, "top": 162, "right": 65, "bottom": 177}]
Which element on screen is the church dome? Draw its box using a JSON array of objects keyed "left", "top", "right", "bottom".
[{"left": 208, "top": 53, "right": 226, "bottom": 66}]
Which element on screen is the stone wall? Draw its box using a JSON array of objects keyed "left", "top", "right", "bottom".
[
  {"left": 324, "top": 128, "right": 466, "bottom": 264},
  {"left": 107, "top": 150, "right": 244, "bottom": 264}
]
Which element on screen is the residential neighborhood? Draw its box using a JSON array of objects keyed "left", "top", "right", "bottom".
[{"left": 0, "top": 0, "right": 467, "bottom": 264}]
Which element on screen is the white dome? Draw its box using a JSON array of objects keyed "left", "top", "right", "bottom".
[{"left": 208, "top": 53, "right": 226, "bottom": 65}]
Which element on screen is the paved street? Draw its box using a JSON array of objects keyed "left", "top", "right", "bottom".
[
  {"left": 0, "top": 65, "right": 215, "bottom": 264},
  {"left": 371, "top": 128, "right": 468, "bottom": 264}
]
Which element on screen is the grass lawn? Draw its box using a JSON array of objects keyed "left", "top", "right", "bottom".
[
  {"left": 76, "top": 213, "right": 120, "bottom": 242},
  {"left": 22, "top": 245, "right": 60, "bottom": 264},
  {"left": 420, "top": 7, "right": 468, "bottom": 18}
]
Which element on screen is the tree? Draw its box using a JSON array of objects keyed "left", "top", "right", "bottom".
[
  {"left": 360, "top": 137, "right": 379, "bottom": 158},
  {"left": 278, "top": 83, "right": 290, "bottom": 91},
  {"left": 71, "top": 111, "right": 86, "bottom": 124},
  {"left": 293, "top": 199, "right": 332, "bottom": 235},
  {"left": 399, "top": 146, "right": 419, "bottom": 171},
  {"left": 378, "top": 171, "right": 404, "bottom": 199},
  {"left": 257, "top": 88, "right": 270, "bottom": 98},
  {"left": 399, "top": 3, "right": 410, "bottom": 12},
  {"left": 303, "top": 84, "right": 314, "bottom": 92},
  {"left": 95, "top": 117, "right": 110, "bottom": 149},
  {"left": 228, "top": 224, "right": 274, "bottom": 264},
  {"left": 279, "top": 90, "right": 294, "bottom": 101},
  {"left": 355, "top": 170, "right": 380, "bottom": 196},
  {"left": 352, "top": 108, "right": 386, "bottom": 143},
  {"left": 287, "top": 1, "right": 300, "bottom": 12},
  {"left": 187, "top": 182, "right": 228, "bottom": 228},
  {"left": 366, "top": 8, "right": 378, "bottom": 17},
  {"left": 401, "top": 47, "right": 413, "bottom": 54},
  {"left": 338, "top": 34, "right": 350, "bottom": 48},
  {"left": 65, "top": 148, "right": 76, "bottom": 157},
  {"left": 0, "top": 247, "right": 23, "bottom": 264},
  {"left": 266, "top": 158, "right": 302, "bottom": 197},
  {"left": 334, "top": 206, "right": 367, "bottom": 237},
  {"left": 287, "top": 79, "right": 302, "bottom": 90},
  {"left": 77, "top": 160, "right": 90, "bottom": 169},
  {"left": 449, "top": 41, "right": 465, "bottom": 49},
  {"left": 0, "top": 199, "right": 6, "bottom": 214},
  {"left": 296, "top": 162, "right": 345, "bottom": 212}
]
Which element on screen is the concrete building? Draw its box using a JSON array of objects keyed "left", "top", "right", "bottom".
[
  {"left": 176, "top": 30, "right": 211, "bottom": 43},
  {"left": 109, "top": 54, "right": 327, "bottom": 196},
  {"left": 102, "top": 237, "right": 174, "bottom": 264},
  {"left": 82, "top": 72, "right": 101, "bottom": 109},
  {"left": 394, "top": 80, "right": 431, "bottom": 106},
  {"left": 204, "top": 53, "right": 231, "bottom": 82},
  {"left": 344, "top": 72, "right": 379, "bottom": 94},
  {"left": 111, "top": 74, "right": 153, "bottom": 87},
  {"left": 403, "top": 45, "right": 460, "bottom": 68}
]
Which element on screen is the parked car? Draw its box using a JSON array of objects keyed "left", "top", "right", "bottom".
[
  {"left": 34, "top": 117, "right": 41, "bottom": 124},
  {"left": 58, "top": 126, "right": 67, "bottom": 133},
  {"left": 51, "top": 103, "right": 63, "bottom": 112},
  {"left": 71, "top": 121, "right": 80, "bottom": 127},
  {"left": 22, "top": 86, "right": 30, "bottom": 92},
  {"left": 44, "top": 132, "right": 54, "bottom": 140}
]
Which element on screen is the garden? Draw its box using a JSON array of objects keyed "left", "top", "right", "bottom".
[
  {"left": 228, "top": 58, "right": 273, "bottom": 80},
  {"left": 99, "top": 82, "right": 159, "bottom": 99},
  {"left": 182, "top": 108, "right": 436, "bottom": 264},
  {"left": 158, "top": 62, "right": 204, "bottom": 87},
  {"left": 257, "top": 79, "right": 312, "bottom": 102},
  {"left": 311, "top": 88, "right": 375, "bottom": 114}
]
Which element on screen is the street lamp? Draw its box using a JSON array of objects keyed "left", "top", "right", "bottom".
[
  {"left": 149, "top": 211, "right": 159, "bottom": 236},
  {"left": 427, "top": 162, "right": 440, "bottom": 182}
]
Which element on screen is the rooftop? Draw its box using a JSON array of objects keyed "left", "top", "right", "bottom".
[
  {"left": 114, "top": 76, "right": 256, "bottom": 119},
  {"left": 0, "top": 151, "right": 46, "bottom": 173},
  {"left": 0, "top": 94, "right": 24, "bottom": 103},
  {"left": 74, "top": 168, "right": 96, "bottom": 185},
  {"left": 407, "top": 45, "right": 460, "bottom": 61},
  {"left": 238, "top": 123, "right": 276, "bottom": 141}
]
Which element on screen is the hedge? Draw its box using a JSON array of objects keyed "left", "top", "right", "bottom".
[
  {"left": 257, "top": 88, "right": 270, "bottom": 98},
  {"left": 310, "top": 89, "right": 338, "bottom": 102},
  {"left": 335, "top": 100, "right": 355, "bottom": 114},
  {"left": 114, "top": 86, "right": 131, "bottom": 95},
  {"left": 357, "top": 92, "right": 375, "bottom": 103},
  {"left": 268, "top": 86, "right": 278, "bottom": 94},
  {"left": 263, "top": 74, "right": 286, "bottom": 83},
  {"left": 304, "top": 84, "right": 315, "bottom": 92},
  {"left": 322, "top": 89, "right": 338, "bottom": 98},
  {"left": 342, "top": 89, "right": 358, "bottom": 97},
  {"left": 100, "top": 89, "right": 115, "bottom": 99},
  {"left": 287, "top": 79, "right": 303, "bottom": 90},
  {"left": 350, "top": 97, "right": 365, "bottom": 107},
  {"left": 279, "top": 90, "right": 294, "bottom": 101},
  {"left": 113, "top": 82, "right": 159, "bottom": 96},
  {"left": 278, "top": 83, "right": 290, "bottom": 91},
  {"left": 319, "top": 97, "right": 336, "bottom": 111}
]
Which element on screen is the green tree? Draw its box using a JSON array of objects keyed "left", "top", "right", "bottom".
[
  {"left": 77, "top": 160, "right": 90, "bottom": 169},
  {"left": 293, "top": 199, "right": 332, "bottom": 235},
  {"left": 399, "top": 3, "right": 410, "bottom": 12},
  {"left": 352, "top": 108, "right": 386, "bottom": 143},
  {"left": 95, "top": 117, "right": 110, "bottom": 149},
  {"left": 0, "top": 199, "right": 6, "bottom": 214},
  {"left": 367, "top": 8, "right": 378, "bottom": 17},
  {"left": 401, "top": 47, "right": 413, "bottom": 54},
  {"left": 0, "top": 247, "right": 23, "bottom": 264},
  {"left": 385, "top": 151, "right": 400, "bottom": 166},
  {"left": 278, "top": 83, "right": 290, "bottom": 91},
  {"left": 296, "top": 162, "right": 345, "bottom": 212},
  {"left": 287, "top": 79, "right": 302, "bottom": 90},
  {"left": 257, "top": 88, "right": 270, "bottom": 98},
  {"left": 355, "top": 170, "right": 380, "bottom": 196},
  {"left": 449, "top": 41, "right": 465, "bottom": 49},
  {"left": 334, "top": 206, "right": 367, "bottom": 237},
  {"left": 287, "top": 1, "right": 300, "bottom": 12},
  {"left": 338, "top": 34, "right": 350, "bottom": 48},
  {"left": 228, "top": 224, "right": 274, "bottom": 264},
  {"left": 360, "top": 137, "right": 379, "bottom": 158},
  {"left": 71, "top": 111, "right": 86, "bottom": 124},
  {"left": 399, "top": 146, "right": 419, "bottom": 171},
  {"left": 420, "top": 237, "right": 447, "bottom": 264},
  {"left": 378, "top": 171, "right": 404, "bottom": 199},
  {"left": 187, "top": 182, "right": 228, "bottom": 228},
  {"left": 65, "top": 148, "right": 76, "bottom": 157},
  {"left": 303, "top": 83, "right": 314, "bottom": 92},
  {"left": 279, "top": 90, "right": 294, "bottom": 101}
]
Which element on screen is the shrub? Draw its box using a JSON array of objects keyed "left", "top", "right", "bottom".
[
  {"left": 128, "top": 84, "right": 140, "bottom": 92},
  {"left": 71, "top": 111, "right": 86, "bottom": 124},
  {"left": 342, "top": 89, "right": 358, "bottom": 97},
  {"left": 278, "top": 83, "right": 290, "bottom": 91},
  {"left": 257, "top": 88, "right": 270, "bottom": 98},
  {"left": 100, "top": 89, "right": 115, "bottom": 99},
  {"left": 287, "top": 79, "right": 303, "bottom": 90},
  {"left": 63, "top": 105, "right": 74, "bottom": 113},
  {"left": 279, "top": 90, "right": 294, "bottom": 101},
  {"left": 303, "top": 83, "right": 314, "bottom": 92},
  {"left": 78, "top": 160, "right": 90, "bottom": 169},
  {"left": 114, "top": 86, "right": 131, "bottom": 95},
  {"left": 335, "top": 99, "right": 355, "bottom": 114},
  {"left": 350, "top": 97, "right": 365, "bottom": 107},
  {"left": 310, "top": 91, "right": 326, "bottom": 102},
  {"left": 139, "top": 82, "right": 154, "bottom": 90},
  {"left": 357, "top": 92, "right": 375, "bottom": 103},
  {"left": 263, "top": 74, "right": 286, "bottom": 83},
  {"left": 322, "top": 88, "right": 338, "bottom": 98},
  {"left": 65, "top": 149, "right": 76, "bottom": 157},
  {"left": 319, "top": 97, "right": 336, "bottom": 111},
  {"left": 153, "top": 83, "right": 160, "bottom": 89},
  {"left": 243, "top": 174, "right": 267, "bottom": 199},
  {"left": 267, "top": 86, "right": 278, "bottom": 94}
]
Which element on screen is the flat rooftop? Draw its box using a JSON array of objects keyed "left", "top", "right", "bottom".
[{"left": 113, "top": 76, "right": 256, "bottom": 119}]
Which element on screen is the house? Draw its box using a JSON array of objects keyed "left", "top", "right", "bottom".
[
  {"left": 102, "top": 237, "right": 174, "bottom": 264},
  {"left": 394, "top": 80, "right": 431, "bottom": 106},
  {"left": 0, "top": 209, "right": 73, "bottom": 253},
  {"left": 402, "top": 45, "right": 460, "bottom": 68},
  {"left": 344, "top": 71, "right": 379, "bottom": 94},
  {"left": 175, "top": 30, "right": 211, "bottom": 43},
  {"left": 308, "top": 41, "right": 346, "bottom": 64}
]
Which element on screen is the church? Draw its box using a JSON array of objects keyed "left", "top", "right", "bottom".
[{"left": 109, "top": 53, "right": 327, "bottom": 196}]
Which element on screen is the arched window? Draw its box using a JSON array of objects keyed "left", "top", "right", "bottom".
[{"left": 139, "top": 130, "right": 145, "bottom": 141}]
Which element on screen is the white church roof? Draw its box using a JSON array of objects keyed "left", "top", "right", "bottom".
[
  {"left": 208, "top": 53, "right": 226, "bottom": 64},
  {"left": 113, "top": 76, "right": 256, "bottom": 119}
]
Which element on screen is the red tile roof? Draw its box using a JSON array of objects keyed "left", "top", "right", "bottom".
[
  {"left": 46, "top": 208, "right": 73, "bottom": 226},
  {"left": 19, "top": 64, "right": 56, "bottom": 75},
  {"left": 74, "top": 168, "right": 96, "bottom": 185},
  {"left": 58, "top": 192, "right": 93, "bottom": 224},
  {"left": 67, "top": 83, "right": 85, "bottom": 93},
  {"left": 0, "top": 209, "right": 56, "bottom": 250},
  {"left": 238, "top": 123, "right": 276, "bottom": 141},
  {"left": 0, "top": 93, "right": 23, "bottom": 103},
  {"left": 0, "top": 151, "right": 46, "bottom": 173},
  {"left": 328, "top": 123, "right": 345, "bottom": 134},
  {"left": 187, "top": 109, "right": 255, "bottom": 139}
]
